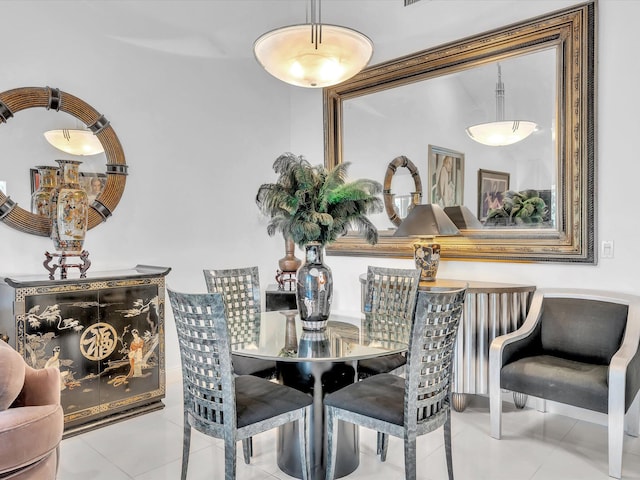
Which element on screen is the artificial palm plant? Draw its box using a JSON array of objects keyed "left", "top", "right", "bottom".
[{"left": 256, "top": 152, "right": 382, "bottom": 248}]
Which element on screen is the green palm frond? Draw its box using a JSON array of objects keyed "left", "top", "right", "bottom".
[{"left": 256, "top": 152, "right": 382, "bottom": 247}]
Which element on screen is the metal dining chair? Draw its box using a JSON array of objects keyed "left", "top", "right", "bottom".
[
  {"left": 202, "top": 266, "right": 278, "bottom": 462},
  {"left": 203, "top": 267, "right": 277, "bottom": 380},
  {"left": 357, "top": 266, "right": 421, "bottom": 380},
  {"left": 325, "top": 287, "right": 467, "bottom": 480},
  {"left": 168, "top": 288, "right": 312, "bottom": 480}
]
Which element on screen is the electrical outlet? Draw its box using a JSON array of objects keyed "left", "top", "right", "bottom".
[{"left": 601, "top": 240, "right": 614, "bottom": 259}]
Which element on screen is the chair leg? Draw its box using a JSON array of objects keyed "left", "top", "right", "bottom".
[
  {"left": 490, "top": 379, "right": 502, "bottom": 439},
  {"left": 380, "top": 433, "right": 389, "bottom": 462},
  {"left": 609, "top": 405, "right": 625, "bottom": 479},
  {"left": 404, "top": 437, "right": 417, "bottom": 480},
  {"left": 536, "top": 397, "right": 547, "bottom": 413},
  {"left": 181, "top": 419, "right": 191, "bottom": 480},
  {"left": 242, "top": 438, "right": 251, "bottom": 464},
  {"left": 298, "top": 407, "right": 311, "bottom": 480},
  {"left": 325, "top": 406, "right": 339, "bottom": 480},
  {"left": 224, "top": 437, "right": 237, "bottom": 480},
  {"left": 444, "top": 411, "right": 454, "bottom": 480},
  {"left": 625, "top": 391, "right": 640, "bottom": 437}
]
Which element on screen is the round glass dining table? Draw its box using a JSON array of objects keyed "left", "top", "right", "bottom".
[{"left": 230, "top": 310, "right": 409, "bottom": 480}]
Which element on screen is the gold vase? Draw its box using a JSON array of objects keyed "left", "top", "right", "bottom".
[
  {"left": 31, "top": 165, "right": 58, "bottom": 217},
  {"left": 50, "top": 159, "right": 88, "bottom": 253}
]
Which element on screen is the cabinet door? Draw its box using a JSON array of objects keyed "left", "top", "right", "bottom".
[
  {"left": 97, "top": 284, "right": 163, "bottom": 408},
  {"left": 22, "top": 282, "right": 164, "bottom": 427},
  {"left": 24, "top": 289, "right": 102, "bottom": 421}
]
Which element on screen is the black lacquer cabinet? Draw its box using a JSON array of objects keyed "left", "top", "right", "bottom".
[{"left": 0, "top": 265, "right": 170, "bottom": 436}]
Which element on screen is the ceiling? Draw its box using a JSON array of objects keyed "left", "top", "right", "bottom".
[{"left": 33, "top": 1, "right": 584, "bottom": 65}]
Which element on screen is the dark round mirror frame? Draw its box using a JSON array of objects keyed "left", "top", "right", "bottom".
[
  {"left": 0, "top": 86, "right": 127, "bottom": 237},
  {"left": 383, "top": 155, "right": 422, "bottom": 226}
]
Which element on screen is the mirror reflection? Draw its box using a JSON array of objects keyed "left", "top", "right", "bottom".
[
  {"left": 344, "top": 47, "right": 557, "bottom": 234},
  {"left": 324, "top": 2, "right": 595, "bottom": 263},
  {"left": 0, "top": 108, "right": 107, "bottom": 210}
]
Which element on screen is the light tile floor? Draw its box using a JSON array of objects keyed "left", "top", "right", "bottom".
[{"left": 58, "top": 379, "right": 640, "bottom": 480}]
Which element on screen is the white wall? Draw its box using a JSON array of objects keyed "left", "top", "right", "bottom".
[{"left": 1, "top": 0, "right": 638, "bottom": 378}]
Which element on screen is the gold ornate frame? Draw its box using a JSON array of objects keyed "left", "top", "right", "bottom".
[
  {"left": 324, "top": 2, "right": 595, "bottom": 263},
  {"left": 0, "top": 86, "right": 127, "bottom": 237}
]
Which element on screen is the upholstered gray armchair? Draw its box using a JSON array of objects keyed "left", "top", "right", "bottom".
[{"left": 489, "top": 289, "right": 640, "bottom": 479}]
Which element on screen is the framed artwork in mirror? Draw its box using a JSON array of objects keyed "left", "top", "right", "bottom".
[
  {"left": 478, "top": 169, "right": 510, "bottom": 222},
  {"left": 428, "top": 145, "right": 464, "bottom": 207}
]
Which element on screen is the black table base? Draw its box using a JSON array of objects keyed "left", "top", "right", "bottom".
[{"left": 277, "top": 360, "right": 359, "bottom": 480}]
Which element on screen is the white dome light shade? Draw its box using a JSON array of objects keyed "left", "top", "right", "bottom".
[
  {"left": 44, "top": 129, "right": 104, "bottom": 156},
  {"left": 254, "top": 24, "right": 373, "bottom": 88},
  {"left": 465, "top": 120, "right": 538, "bottom": 147}
]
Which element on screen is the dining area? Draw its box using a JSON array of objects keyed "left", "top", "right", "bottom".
[{"left": 167, "top": 265, "right": 466, "bottom": 480}]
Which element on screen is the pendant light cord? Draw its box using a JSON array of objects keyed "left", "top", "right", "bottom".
[
  {"left": 309, "top": 0, "right": 322, "bottom": 49},
  {"left": 495, "top": 63, "right": 505, "bottom": 121}
]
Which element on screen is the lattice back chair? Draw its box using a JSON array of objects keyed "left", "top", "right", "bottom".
[
  {"left": 325, "top": 287, "right": 466, "bottom": 480},
  {"left": 358, "top": 266, "right": 421, "bottom": 380},
  {"left": 203, "top": 267, "right": 277, "bottom": 462},
  {"left": 168, "top": 288, "right": 312, "bottom": 480},
  {"left": 203, "top": 267, "right": 277, "bottom": 379}
]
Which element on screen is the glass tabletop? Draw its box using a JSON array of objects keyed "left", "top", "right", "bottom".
[{"left": 230, "top": 310, "right": 409, "bottom": 362}]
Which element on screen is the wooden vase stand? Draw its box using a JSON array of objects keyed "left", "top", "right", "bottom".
[{"left": 44, "top": 250, "right": 91, "bottom": 279}]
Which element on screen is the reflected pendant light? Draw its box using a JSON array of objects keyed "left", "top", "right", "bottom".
[
  {"left": 253, "top": 0, "right": 373, "bottom": 88},
  {"left": 466, "top": 64, "right": 537, "bottom": 147},
  {"left": 44, "top": 129, "right": 104, "bottom": 156}
]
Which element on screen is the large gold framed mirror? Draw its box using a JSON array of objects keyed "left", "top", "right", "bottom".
[
  {"left": 0, "top": 86, "right": 127, "bottom": 237},
  {"left": 324, "top": 2, "right": 595, "bottom": 263}
]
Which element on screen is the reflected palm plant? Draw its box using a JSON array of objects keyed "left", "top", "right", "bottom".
[
  {"left": 486, "top": 189, "right": 549, "bottom": 225},
  {"left": 256, "top": 152, "right": 383, "bottom": 247}
]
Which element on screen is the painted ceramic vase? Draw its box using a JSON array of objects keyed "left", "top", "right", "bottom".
[
  {"left": 296, "top": 242, "right": 333, "bottom": 330},
  {"left": 414, "top": 242, "right": 441, "bottom": 281},
  {"left": 50, "top": 159, "right": 88, "bottom": 253},
  {"left": 31, "top": 165, "right": 58, "bottom": 216}
]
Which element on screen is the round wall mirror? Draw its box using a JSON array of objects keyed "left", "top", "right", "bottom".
[
  {"left": 383, "top": 155, "right": 422, "bottom": 226},
  {"left": 0, "top": 86, "right": 127, "bottom": 237}
]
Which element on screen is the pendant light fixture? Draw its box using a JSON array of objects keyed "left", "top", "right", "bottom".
[
  {"left": 466, "top": 64, "right": 537, "bottom": 147},
  {"left": 44, "top": 128, "right": 104, "bottom": 156},
  {"left": 253, "top": 0, "right": 373, "bottom": 88}
]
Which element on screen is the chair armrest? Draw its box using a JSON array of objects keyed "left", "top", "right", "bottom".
[
  {"left": 609, "top": 296, "right": 640, "bottom": 412},
  {"left": 12, "top": 366, "right": 60, "bottom": 408},
  {"left": 490, "top": 291, "right": 544, "bottom": 370}
]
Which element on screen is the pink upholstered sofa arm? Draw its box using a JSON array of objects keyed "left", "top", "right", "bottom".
[{"left": 12, "top": 367, "right": 60, "bottom": 408}]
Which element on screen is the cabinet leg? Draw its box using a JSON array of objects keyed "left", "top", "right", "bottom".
[
  {"left": 452, "top": 393, "right": 468, "bottom": 412},
  {"left": 513, "top": 392, "right": 528, "bottom": 409}
]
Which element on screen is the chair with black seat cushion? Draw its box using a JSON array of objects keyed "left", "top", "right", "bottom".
[
  {"left": 490, "top": 288, "right": 640, "bottom": 479},
  {"left": 203, "top": 267, "right": 277, "bottom": 380},
  {"left": 168, "top": 288, "right": 312, "bottom": 480},
  {"left": 203, "top": 266, "right": 278, "bottom": 462},
  {"left": 357, "top": 266, "right": 421, "bottom": 380},
  {"left": 325, "top": 287, "right": 466, "bottom": 480}
]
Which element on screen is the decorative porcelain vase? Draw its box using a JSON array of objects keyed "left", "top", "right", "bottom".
[
  {"left": 50, "top": 159, "right": 89, "bottom": 253},
  {"left": 414, "top": 241, "right": 441, "bottom": 281},
  {"left": 296, "top": 242, "right": 333, "bottom": 331},
  {"left": 31, "top": 165, "right": 58, "bottom": 216}
]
